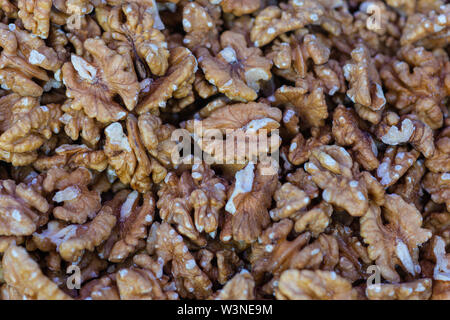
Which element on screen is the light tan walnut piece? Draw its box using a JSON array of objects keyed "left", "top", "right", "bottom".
[
  {"left": 269, "top": 182, "right": 310, "bottom": 221},
  {"left": 104, "top": 116, "right": 165, "bottom": 193},
  {"left": 155, "top": 222, "right": 213, "bottom": 299},
  {"left": 422, "top": 172, "right": 450, "bottom": 211},
  {"left": 276, "top": 269, "right": 358, "bottom": 300},
  {"left": 223, "top": 161, "right": 278, "bottom": 243},
  {"left": 226, "top": 14, "right": 254, "bottom": 37},
  {"left": 0, "top": 236, "right": 24, "bottom": 253},
  {"left": 274, "top": 83, "right": 328, "bottom": 128},
  {"left": 199, "top": 96, "right": 238, "bottom": 126},
  {"left": 215, "top": 249, "right": 243, "bottom": 284},
  {"left": 0, "top": 102, "right": 61, "bottom": 153},
  {"left": 0, "top": 23, "right": 63, "bottom": 96},
  {"left": 366, "top": 279, "right": 432, "bottom": 300},
  {"left": 116, "top": 267, "right": 169, "bottom": 300},
  {"left": 332, "top": 224, "right": 372, "bottom": 282},
  {"left": 250, "top": 219, "right": 311, "bottom": 281},
  {"left": 294, "top": 201, "right": 333, "bottom": 237},
  {"left": 347, "top": 1, "right": 402, "bottom": 54},
  {"left": 59, "top": 100, "right": 101, "bottom": 148},
  {"left": 186, "top": 102, "right": 282, "bottom": 165},
  {"left": 250, "top": 0, "right": 325, "bottom": 47},
  {"left": 79, "top": 274, "right": 120, "bottom": 300},
  {"left": 298, "top": 63, "right": 345, "bottom": 99},
  {"left": 343, "top": 45, "right": 386, "bottom": 116},
  {"left": 190, "top": 162, "right": 228, "bottom": 236},
  {"left": 332, "top": 105, "right": 379, "bottom": 171},
  {"left": 182, "top": 1, "right": 221, "bottom": 54},
  {"left": 52, "top": 0, "right": 93, "bottom": 15},
  {"left": 219, "top": 0, "right": 259, "bottom": 16},
  {"left": 280, "top": 106, "right": 300, "bottom": 137},
  {"left": 43, "top": 167, "right": 101, "bottom": 224},
  {"left": 0, "top": 94, "right": 62, "bottom": 162},
  {"left": 380, "top": 45, "right": 447, "bottom": 129},
  {"left": 48, "top": 25, "right": 69, "bottom": 62},
  {"left": 196, "top": 31, "right": 272, "bottom": 102},
  {"left": 0, "top": 0, "right": 18, "bottom": 18},
  {"left": 424, "top": 213, "right": 450, "bottom": 246},
  {"left": 126, "top": 114, "right": 166, "bottom": 191},
  {"left": 0, "top": 179, "right": 48, "bottom": 236},
  {"left": 62, "top": 38, "right": 140, "bottom": 123},
  {"left": 157, "top": 171, "right": 202, "bottom": 245},
  {"left": 432, "top": 280, "right": 450, "bottom": 300},
  {"left": 0, "top": 284, "right": 30, "bottom": 300},
  {"left": 31, "top": 222, "right": 73, "bottom": 253},
  {"left": 193, "top": 246, "right": 244, "bottom": 285},
  {"left": 136, "top": 46, "right": 197, "bottom": 114},
  {"left": 137, "top": 112, "right": 177, "bottom": 169},
  {"left": 76, "top": 251, "right": 108, "bottom": 284},
  {"left": 288, "top": 233, "right": 339, "bottom": 272},
  {"left": 108, "top": 192, "right": 155, "bottom": 262},
  {"left": 194, "top": 249, "right": 217, "bottom": 283},
  {"left": 360, "top": 194, "right": 432, "bottom": 282},
  {"left": 375, "top": 112, "right": 435, "bottom": 158},
  {"left": 65, "top": 15, "right": 102, "bottom": 57},
  {"left": 376, "top": 146, "right": 420, "bottom": 187},
  {"left": 425, "top": 125, "right": 450, "bottom": 173},
  {"left": 18, "top": 0, "right": 51, "bottom": 39},
  {"left": 386, "top": 0, "right": 444, "bottom": 16},
  {"left": 163, "top": 31, "right": 184, "bottom": 51},
  {"left": 96, "top": 2, "right": 169, "bottom": 78},
  {"left": 304, "top": 145, "right": 385, "bottom": 217},
  {"left": 287, "top": 127, "right": 332, "bottom": 166},
  {"left": 194, "top": 71, "right": 218, "bottom": 99},
  {"left": 34, "top": 144, "right": 108, "bottom": 172},
  {"left": 314, "top": 60, "right": 346, "bottom": 98},
  {"left": 2, "top": 244, "right": 72, "bottom": 299},
  {"left": 132, "top": 253, "right": 179, "bottom": 299},
  {"left": 213, "top": 270, "right": 255, "bottom": 300},
  {"left": 392, "top": 159, "right": 426, "bottom": 210},
  {"left": 268, "top": 33, "right": 333, "bottom": 82},
  {"left": 34, "top": 205, "right": 117, "bottom": 262},
  {"left": 39, "top": 154, "right": 85, "bottom": 183},
  {"left": 166, "top": 88, "right": 195, "bottom": 113},
  {"left": 93, "top": 189, "right": 130, "bottom": 258},
  {"left": 401, "top": 4, "right": 450, "bottom": 48},
  {"left": 157, "top": 162, "right": 227, "bottom": 245},
  {"left": 315, "top": 0, "right": 354, "bottom": 36},
  {"left": 427, "top": 236, "right": 450, "bottom": 299},
  {"left": 265, "top": 39, "right": 294, "bottom": 75}
]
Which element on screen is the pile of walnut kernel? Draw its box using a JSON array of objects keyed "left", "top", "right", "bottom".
[{"left": 0, "top": 0, "right": 447, "bottom": 301}]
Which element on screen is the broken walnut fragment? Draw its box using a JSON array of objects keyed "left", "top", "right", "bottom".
[
  {"left": 224, "top": 161, "right": 278, "bottom": 243},
  {"left": 3, "top": 244, "right": 72, "bottom": 300},
  {"left": 361, "top": 194, "right": 432, "bottom": 282},
  {"left": 305, "top": 145, "right": 384, "bottom": 217},
  {"left": 62, "top": 38, "right": 140, "bottom": 123},
  {"left": 276, "top": 269, "right": 358, "bottom": 300},
  {"left": 196, "top": 31, "right": 272, "bottom": 102}
]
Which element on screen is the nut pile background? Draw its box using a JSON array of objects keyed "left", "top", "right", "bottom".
[{"left": 0, "top": 0, "right": 448, "bottom": 300}]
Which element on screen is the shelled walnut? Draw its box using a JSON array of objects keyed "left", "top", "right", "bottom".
[{"left": 0, "top": 0, "right": 446, "bottom": 301}]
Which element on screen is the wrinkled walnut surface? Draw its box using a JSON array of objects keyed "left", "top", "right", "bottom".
[{"left": 0, "top": 0, "right": 448, "bottom": 301}]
